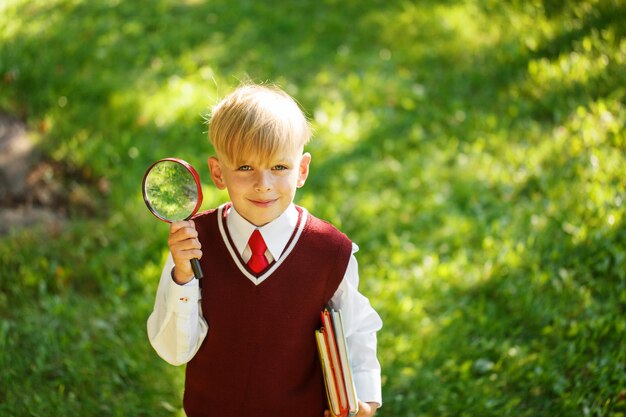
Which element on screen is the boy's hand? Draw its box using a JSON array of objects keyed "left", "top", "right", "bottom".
[
  {"left": 323, "top": 401, "right": 378, "bottom": 417},
  {"left": 356, "top": 401, "right": 378, "bottom": 416},
  {"left": 168, "top": 220, "right": 202, "bottom": 284}
]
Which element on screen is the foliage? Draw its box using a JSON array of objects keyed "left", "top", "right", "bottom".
[
  {"left": 1, "top": 0, "right": 625, "bottom": 415},
  {"left": 144, "top": 160, "right": 201, "bottom": 221}
]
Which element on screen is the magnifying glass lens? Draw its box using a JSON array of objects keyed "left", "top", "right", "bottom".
[
  {"left": 144, "top": 160, "right": 199, "bottom": 221},
  {"left": 142, "top": 158, "right": 204, "bottom": 280}
]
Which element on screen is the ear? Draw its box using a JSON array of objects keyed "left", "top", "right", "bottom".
[
  {"left": 297, "top": 152, "right": 311, "bottom": 188},
  {"left": 208, "top": 156, "right": 227, "bottom": 190}
]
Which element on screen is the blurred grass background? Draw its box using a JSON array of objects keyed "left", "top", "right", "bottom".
[{"left": 1, "top": 0, "right": 625, "bottom": 415}]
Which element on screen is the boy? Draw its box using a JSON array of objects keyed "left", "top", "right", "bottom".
[{"left": 147, "top": 84, "right": 382, "bottom": 417}]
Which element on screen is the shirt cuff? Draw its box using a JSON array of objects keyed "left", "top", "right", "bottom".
[
  {"left": 165, "top": 270, "right": 200, "bottom": 314},
  {"left": 354, "top": 369, "right": 382, "bottom": 407}
]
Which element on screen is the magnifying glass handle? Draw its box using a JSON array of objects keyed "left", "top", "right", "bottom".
[{"left": 191, "top": 258, "right": 203, "bottom": 280}]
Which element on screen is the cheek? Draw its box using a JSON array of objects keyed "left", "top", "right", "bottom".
[
  {"left": 280, "top": 175, "right": 300, "bottom": 193},
  {"left": 229, "top": 175, "right": 252, "bottom": 189}
]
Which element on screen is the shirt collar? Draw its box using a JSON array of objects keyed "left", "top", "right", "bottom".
[{"left": 226, "top": 204, "right": 299, "bottom": 260}]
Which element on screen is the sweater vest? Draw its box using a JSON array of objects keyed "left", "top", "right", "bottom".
[{"left": 183, "top": 205, "right": 353, "bottom": 417}]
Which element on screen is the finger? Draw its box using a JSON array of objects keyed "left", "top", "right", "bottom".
[
  {"left": 169, "top": 227, "right": 199, "bottom": 246},
  {"left": 170, "top": 220, "right": 195, "bottom": 234},
  {"left": 170, "top": 236, "right": 202, "bottom": 252},
  {"left": 169, "top": 239, "right": 201, "bottom": 259},
  {"left": 357, "top": 401, "right": 375, "bottom": 417},
  {"left": 174, "top": 226, "right": 198, "bottom": 239},
  {"left": 172, "top": 252, "right": 203, "bottom": 265},
  {"left": 355, "top": 401, "right": 365, "bottom": 416},
  {"left": 171, "top": 248, "right": 203, "bottom": 280},
  {"left": 171, "top": 246, "right": 203, "bottom": 263},
  {"left": 170, "top": 231, "right": 202, "bottom": 258}
]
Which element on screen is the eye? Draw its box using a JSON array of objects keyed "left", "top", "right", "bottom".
[
  {"left": 273, "top": 165, "right": 288, "bottom": 171},
  {"left": 237, "top": 165, "right": 252, "bottom": 171}
]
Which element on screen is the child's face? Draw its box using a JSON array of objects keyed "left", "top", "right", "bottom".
[{"left": 208, "top": 148, "right": 311, "bottom": 226}]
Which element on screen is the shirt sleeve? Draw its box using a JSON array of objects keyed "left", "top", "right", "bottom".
[
  {"left": 147, "top": 252, "right": 208, "bottom": 366},
  {"left": 328, "top": 242, "right": 383, "bottom": 407}
]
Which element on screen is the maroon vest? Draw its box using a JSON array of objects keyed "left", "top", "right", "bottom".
[{"left": 183, "top": 205, "right": 353, "bottom": 417}]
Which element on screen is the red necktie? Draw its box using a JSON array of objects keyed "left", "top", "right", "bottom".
[{"left": 247, "top": 230, "right": 269, "bottom": 273}]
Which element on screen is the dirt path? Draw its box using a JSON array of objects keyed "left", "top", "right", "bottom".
[{"left": 0, "top": 112, "right": 108, "bottom": 234}]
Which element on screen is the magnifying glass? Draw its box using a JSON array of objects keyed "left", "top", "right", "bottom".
[{"left": 142, "top": 158, "right": 204, "bottom": 280}]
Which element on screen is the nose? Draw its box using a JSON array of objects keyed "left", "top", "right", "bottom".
[{"left": 254, "top": 170, "right": 272, "bottom": 192}]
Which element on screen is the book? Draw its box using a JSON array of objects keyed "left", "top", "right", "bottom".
[
  {"left": 315, "top": 328, "right": 343, "bottom": 417},
  {"left": 316, "top": 308, "right": 359, "bottom": 417},
  {"left": 331, "top": 309, "right": 359, "bottom": 414}
]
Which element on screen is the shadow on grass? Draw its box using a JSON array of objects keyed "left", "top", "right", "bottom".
[{"left": 1, "top": 0, "right": 625, "bottom": 415}]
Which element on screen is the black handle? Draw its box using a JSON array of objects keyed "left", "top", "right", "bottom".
[{"left": 191, "top": 258, "right": 203, "bottom": 280}]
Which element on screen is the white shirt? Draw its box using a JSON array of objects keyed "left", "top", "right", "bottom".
[{"left": 147, "top": 204, "right": 383, "bottom": 405}]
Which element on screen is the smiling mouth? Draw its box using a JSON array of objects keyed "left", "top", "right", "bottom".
[{"left": 249, "top": 199, "right": 277, "bottom": 207}]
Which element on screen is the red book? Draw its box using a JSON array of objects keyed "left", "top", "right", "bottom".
[{"left": 315, "top": 308, "right": 358, "bottom": 417}]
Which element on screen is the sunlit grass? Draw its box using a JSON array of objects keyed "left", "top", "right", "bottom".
[{"left": 1, "top": 0, "right": 626, "bottom": 415}]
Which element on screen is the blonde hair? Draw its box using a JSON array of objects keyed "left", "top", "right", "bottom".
[{"left": 208, "top": 84, "right": 311, "bottom": 166}]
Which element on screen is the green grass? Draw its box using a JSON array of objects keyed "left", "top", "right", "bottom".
[{"left": 1, "top": 0, "right": 625, "bottom": 415}]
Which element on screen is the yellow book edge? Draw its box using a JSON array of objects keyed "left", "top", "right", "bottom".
[{"left": 315, "top": 329, "right": 342, "bottom": 417}]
